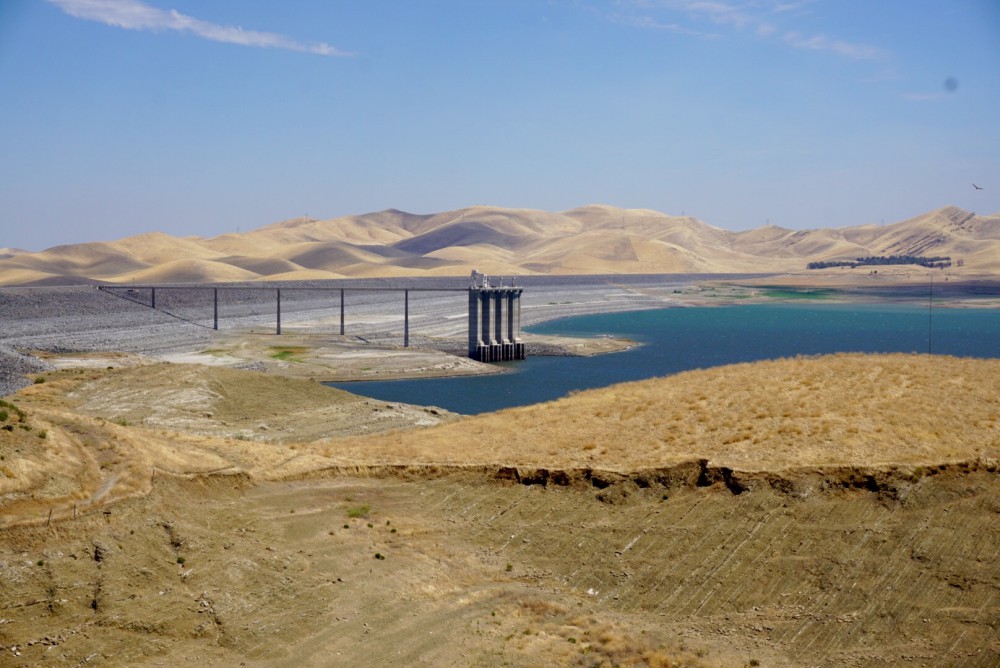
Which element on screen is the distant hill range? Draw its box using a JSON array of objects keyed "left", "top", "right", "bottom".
[{"left": 1, "top": 204, "right": 998, "bottom": 286}]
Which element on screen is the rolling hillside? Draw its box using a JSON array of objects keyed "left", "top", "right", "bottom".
[
  {"left": 1, "top": 205, "right": 998, "bottom": 286},
  {"left": 3, "top": 353, "right": 998, "bottom": 665}
]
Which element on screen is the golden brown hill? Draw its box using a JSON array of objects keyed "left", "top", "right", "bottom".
[
  {"left": 1, "top": 205, "right": 999, "bottom": 285},
  {"left": 2, "top": 353, "right": 999, "bottom": 666},
  {"left": 7, "top": 353, "right": 995, "bottom": 529},
  {"left": 319, "top": 353, "right": 1000, "bottom": 474}
]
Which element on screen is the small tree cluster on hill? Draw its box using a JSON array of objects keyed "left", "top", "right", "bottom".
[{"left": 807, "top": 255, "right": 951, "bottom": 270}]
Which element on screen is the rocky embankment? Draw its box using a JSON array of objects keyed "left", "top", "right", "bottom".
[
  {"left": 0, "top": 286, "right": 212, "bottom": 395},
  {"left": 0, "top": 275, "right": 717, "bottom": 394}
]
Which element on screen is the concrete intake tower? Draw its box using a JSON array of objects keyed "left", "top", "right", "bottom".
[{"left": 468, "top": 270, "right": 526, "bottom": 362}]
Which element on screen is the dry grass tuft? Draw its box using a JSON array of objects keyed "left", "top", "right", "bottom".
[{"left": 492, "top": 597, "right": 711, "bottom": 667}]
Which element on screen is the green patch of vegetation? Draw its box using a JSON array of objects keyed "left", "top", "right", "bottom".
[
  {"left": 34, "top": 376, "right": 46, "bottom": 384},
  {"left": 761, "top": 288, "right": 837, "bottom": 300},
  {"left": 808, "top": 254, "right": 951, "bottom": 270},
  {"left": 0, "top": 400, "right": 27, "bottom": 423},
  {"left": 269, "top": 346, "right": 309, "bottom": 363},
  {"left": 346, "top": 504, "right": 370, "bottom": 519}
]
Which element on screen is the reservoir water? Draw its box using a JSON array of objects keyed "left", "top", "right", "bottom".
[{"left": 328, "top": 304, "right": 1000, "bottom": 415}]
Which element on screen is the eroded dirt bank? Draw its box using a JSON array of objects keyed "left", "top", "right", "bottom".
[{"left": 1, "top": 468, "right": 997, "bottom": 667}]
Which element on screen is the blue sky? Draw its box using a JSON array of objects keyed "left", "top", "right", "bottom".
[{"left": 1, "top": 0, "right": 998, "bottom": 251}]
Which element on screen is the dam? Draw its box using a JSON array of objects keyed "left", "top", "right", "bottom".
[{"left": 98, "top": 273, "right": 527, "bottom": 362}]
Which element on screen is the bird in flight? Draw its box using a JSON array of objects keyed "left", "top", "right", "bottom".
[{"left": 972, "top": 183, "right": 984, "bottom": 190}]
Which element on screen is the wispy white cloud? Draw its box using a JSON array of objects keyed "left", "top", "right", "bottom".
[
  {"left": 609, "top": 11, "right": 719, "bottom": 37},
  {"left": 48, "top": 0, "right": 354, "bottom": 57},
  {"left": 619, "top": 0, "right": 766, "bottom": 29},
  {"left": 783, "top": 31, "right": 881, "bottom": 60},
  {"left": 612, "top": 0, "right": 882, "bottom": 61}
]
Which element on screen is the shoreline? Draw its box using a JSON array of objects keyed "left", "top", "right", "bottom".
[{"left": 2, "top": 273, "right": 999, "bottom": 394}]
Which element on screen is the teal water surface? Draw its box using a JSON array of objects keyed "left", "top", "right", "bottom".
[{"left": 328, "top": 304, "right": 1000, "bottom": 414}]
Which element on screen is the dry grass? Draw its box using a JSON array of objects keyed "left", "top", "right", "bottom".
[
  {"left": 5, "top": 352, "right": 999, "bottom": 528},
  {"left": 490, "top": 596, "right": 711, "bottom": 667},
  {"left": 2, "top": 204, "right": 998, "bottom": 285},
  {"left": 0, "top": 364, "right": 453, "bottom": 527},
  {"left": 3, "top": 352, "right": 998, "bottom": 664},
  {"left": 319, "top": 353, "right": 1000, "bottom": 471}
]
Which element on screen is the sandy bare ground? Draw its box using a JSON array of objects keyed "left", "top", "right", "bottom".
[{"left": 4, "top": 468, "right": 997, "bottom": 667}]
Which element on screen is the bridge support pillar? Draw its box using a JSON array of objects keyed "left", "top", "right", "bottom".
[{"left": 276, "top": 289, "right": 281, "bottom": 335}]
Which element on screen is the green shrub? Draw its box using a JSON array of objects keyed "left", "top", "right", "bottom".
[
  {"left": 0, "top": 400, "right": 26, "bottom": 422},
  {"left": 346, "top": 504, "right": 370, "bottom": 519}
]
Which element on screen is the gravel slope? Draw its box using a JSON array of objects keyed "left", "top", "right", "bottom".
[{"left": 1, "top": 275, "right": 739, "bottom": 396}]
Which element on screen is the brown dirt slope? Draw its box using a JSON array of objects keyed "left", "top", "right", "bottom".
[
  {"left": 1, "top": 353, "right": 998, "bottom": 666},
  {"left": 321, "top": 353, "right": 1000, "bottom": 472},
  {"left": 2, "top": 205, "right": 998, "bottom": 285},
  {"left": 0, "top": 364, "right": 456, "bottom": 528}
]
